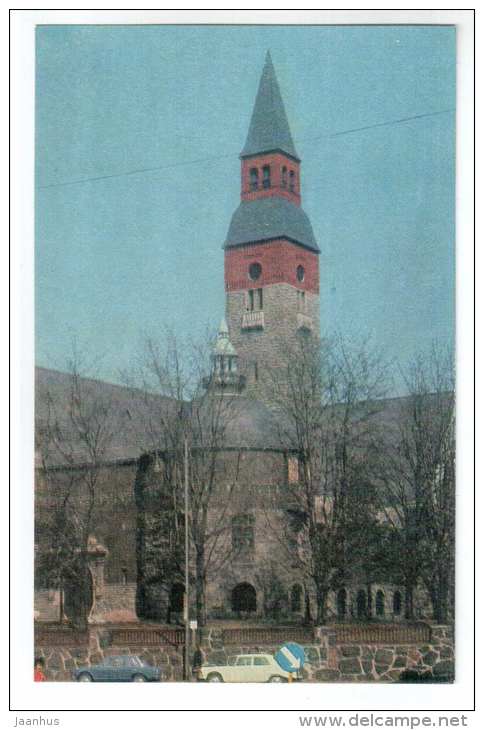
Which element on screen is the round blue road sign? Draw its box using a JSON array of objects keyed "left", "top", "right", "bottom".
[{"left": 275, "top": 642, "right": 306, "bottom": 673}]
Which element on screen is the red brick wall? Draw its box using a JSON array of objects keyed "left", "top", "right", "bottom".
[
  {"left": 224, "top": 239, "right": 319, "bottom": 294},
  {"left": 241, "top": 152, "right": 301, "bottom": 205}
]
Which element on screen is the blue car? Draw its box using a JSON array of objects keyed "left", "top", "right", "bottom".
[{"left": 74, "top": 654, "right": 161, "bottom": 682}]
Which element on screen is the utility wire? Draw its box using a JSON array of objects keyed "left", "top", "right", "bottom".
[{"left": 37, "top": 108, "right": 454, "bottom": 191}]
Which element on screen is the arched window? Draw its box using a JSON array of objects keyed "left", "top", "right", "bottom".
[
  {"left": 393, "top": 590, "right": 402, "bottom": 615},
  {"left": 290, "top": 584, "right": 303, "bottom": 612},
  {"left": 263, "top": 165, "right": 271, "bottom": 189},
  {"left": 231, "top": 582, "right": 257, "bottom": 613},
  {"left": 289, "top": 170, "right": 295, "bottom": 192},
  {"left": 356, "top": 589, "right": 367, "bottom": 619},
  {"left": 376, "top": 590, "right": 385, "bottom": 617},
  {"left": 281, "top": 166, "right": 287, "bottom": 187},
  {"left": 337, "top": 588, "right": 347, "bottom": 619},
  {"left": 232, "top": 514, "right": 255, "bottom": 553},
  {"left": 250, "top": 168, "right": 259, "bottom": 191}
]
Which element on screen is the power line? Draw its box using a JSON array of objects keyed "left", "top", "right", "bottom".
[
  {"left": 37, "top": 108, "right": 454, "bottom": 191},
  {"left": 319, "top": 108, "right": 453, "bottom": 141}
]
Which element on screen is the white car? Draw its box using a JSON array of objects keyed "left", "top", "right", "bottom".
[{"left": 199, "top": 653, "right": 292, "bottom": 683}]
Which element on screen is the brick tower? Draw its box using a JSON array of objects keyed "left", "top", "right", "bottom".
[{"left": 224, "top": 51, "right": 320, "bottom": 402}]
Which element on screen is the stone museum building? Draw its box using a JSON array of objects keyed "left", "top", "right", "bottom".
[{"left": 35, "top": 53, "right": 427, "bottom": 627}]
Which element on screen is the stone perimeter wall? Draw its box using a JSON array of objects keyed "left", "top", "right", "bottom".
[
  {"left": 34, "top": 625, "right": 184, "bottom": 682},
  {"left": 34, "top": 623, "right": 454, "bottom": 683},
  {"left": 198, "top": 625, "right": 454, "bottom": 683}
]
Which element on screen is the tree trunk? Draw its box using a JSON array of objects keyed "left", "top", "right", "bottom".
[
  {"left": 430, "top": 570, "right": 449, "bottom": 624},
  {"left": 404, "top": 584, "right": 414, "bottom": 620},
  {"left": 304, "top": 589, "right": 313, "bottom": 625},
  {"left": 59, "top": 582, "right": 64, "bottom": 624},
  {"left": 315, "top": 585, "right": 329, "bottom": 624},
  {"left": 195, "top": 549, "right": 206, "bottom": 626},
  {"left": 366, "top": 584, "right": 373, "bottom": 619}
]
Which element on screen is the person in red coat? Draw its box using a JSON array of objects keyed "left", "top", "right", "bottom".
[{"left": 34, "top": 657, "right": 46, "bottom": 682}]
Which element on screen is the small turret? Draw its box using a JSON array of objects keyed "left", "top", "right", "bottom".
[{"left": 204, "top": 318, "right": 245, "bottom": 395}]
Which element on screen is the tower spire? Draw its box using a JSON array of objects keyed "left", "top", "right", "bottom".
[{"left": 241, "top": 52, "right": 299, "bottom": 161}]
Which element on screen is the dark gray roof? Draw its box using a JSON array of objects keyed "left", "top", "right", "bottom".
[
  {"left": 224, "top": 197, "right": 320, "bottom": 253},
  {"left": 36, "top": 367, "right": 439, "bottom": 468},
  {"left": 241, "top": 51, "right": 299, "bottom": 160},
  {"left": 35, "top": 367, "right": 176, "bottom": 466},
  {"left": 35, "top": 367, "right": 291, "bottom": 466}
]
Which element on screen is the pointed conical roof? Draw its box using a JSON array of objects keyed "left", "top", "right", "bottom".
[{"left": 241, "top": 51, "right": 299, "bottom": 161}]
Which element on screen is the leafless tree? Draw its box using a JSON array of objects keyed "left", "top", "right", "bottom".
[
  {"left": 265, "top": 332, "right": 389, "bottom": 624},
  {"left": 36, "top": 350, "right": 116, "bottom": 628},
  {"left": 254, "top": 562, "right": 288, "bottom": 620},
  {"left": 378, "top": 343, "right": 455, "bottom": 622},
  {"left": 130, "top": 330, "right": 245, "bottom": 626}
]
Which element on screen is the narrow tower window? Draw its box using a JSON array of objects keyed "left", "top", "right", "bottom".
[
  {"left": 262, "top": 165, "right": 271, "bottom": 189},
  {"left": 297, "top": 290, "right": 306, "bottom": 313},
  {"left": 289, "top": 169, "right": 295, "bottom": 192},
  {"left": 248, "top": 289, "right": 255, "bottom": 311},
  {"left": 250, "top": 168, "right": 259, "bottom": 191},
  {"left": 257, "top": 288, "right": 263, "bottom": 310},
  {"left": 232, "top": 514, "right": 255, "bottom": 553},
  {"left": 281, "top": 166, "right": 287, "bottom": 187},
  {"left": 249, "top": 262, "right": 262, "bottom": 281}
]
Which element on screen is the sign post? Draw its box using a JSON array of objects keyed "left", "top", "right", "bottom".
[{"left": 274, "top": 642, "right": 306, "bottom": 680}]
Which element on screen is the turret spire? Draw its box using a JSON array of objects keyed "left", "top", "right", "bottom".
[{"left": 241, "top": 51, "right": 299, "bottom": 160}]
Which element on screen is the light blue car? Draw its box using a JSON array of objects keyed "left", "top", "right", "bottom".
[{"left": 74, "top": 654, "right": 161, "bottom": 682}]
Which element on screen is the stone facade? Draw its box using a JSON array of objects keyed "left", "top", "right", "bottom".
[{"left": 226, "top": 283, "right": 320, "bottom": 401}]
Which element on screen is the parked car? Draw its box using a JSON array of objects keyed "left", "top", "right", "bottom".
[
  {"left": 74, "top": 655, "right": 161, "bottom": 682},
  {"left": 199, "top": 653, "right": 293, "bottom": 683}
]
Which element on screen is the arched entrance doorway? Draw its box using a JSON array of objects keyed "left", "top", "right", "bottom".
[{"left": 231, "top": 583, "right": 257, "bottom": 614}]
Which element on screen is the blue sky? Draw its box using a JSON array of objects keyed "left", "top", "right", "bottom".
[{"left": 35, "top": 25, "right": 455, "bottom": 388}]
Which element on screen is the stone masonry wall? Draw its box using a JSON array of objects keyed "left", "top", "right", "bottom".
[
  {"left": 227, "top": 282, "right": 320, "bottom": 403},
  {"left": 34, "top": 624, "right": 184, "bottom": 682},
  {"left": 195, "top": 624, "right": 454, "bottom": 683},
  {"left": 34, "top": 623, "right": 454, "bottom": 683}
]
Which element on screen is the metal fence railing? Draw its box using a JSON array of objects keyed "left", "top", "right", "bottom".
[
  {"left": 34, "top": 625, "right": 89, "bottom": 646},
  {"left": 222, "top": 626, "right": 315, "bottom": 645},
  {"left": 110, "top": 625, "right": 185, "bottom": 647}
]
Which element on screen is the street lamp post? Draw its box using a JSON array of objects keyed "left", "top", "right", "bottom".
[{"left": 184, "top": 434, "right": 190, "bottom": 681}]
